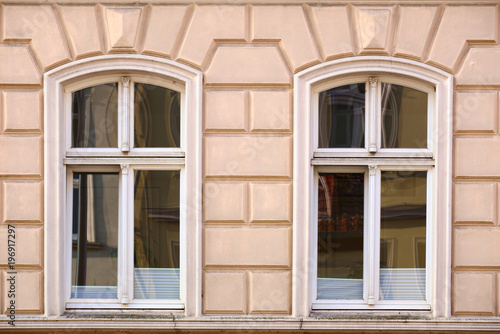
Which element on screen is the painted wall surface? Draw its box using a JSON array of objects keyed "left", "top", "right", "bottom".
[{"left": 1, "top": 1, "right": 500, "bottom": 331}]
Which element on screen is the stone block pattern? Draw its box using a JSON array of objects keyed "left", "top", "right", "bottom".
[
  {"left": 1, "top": 2, "right": 499, "bottom": 318},
  {"left": 0, "top": 6, "right": 46, "bottom": 316},
  {"left": 453, "top": 86, "right": 500, "bottom": 315},
  {"left": 1, "top": 4, "right": 498, "bottom": 74},
  {"left": 0, "top": 90, "right": 44, "bottom": 316},
  {"left": 202, "top": 36, "right": 293, "bottom": 314}
]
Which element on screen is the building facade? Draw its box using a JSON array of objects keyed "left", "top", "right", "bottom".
[{"left": 1, "top": 0, "right": 500, "bottom": 332}]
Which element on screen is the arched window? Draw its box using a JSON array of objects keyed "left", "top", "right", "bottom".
[
  {"left": 293, "top": 57, "right": 452, "bottom": 314},
  {"left": 45, "top": 56, "right": 202, "bottom": 313}
]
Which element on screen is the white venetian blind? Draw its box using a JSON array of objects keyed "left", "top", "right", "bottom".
[
  {"left": 317, "top": 278, "right": 363, "bottom": 300},
  {"left": 379, "top": 268, "right": 425, "bottom": 300},
  {"left": 134, "top": 268, "right": 180, "bottom": 300}
]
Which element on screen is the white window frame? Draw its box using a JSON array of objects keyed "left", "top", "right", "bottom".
[
  {"left": 44, "top": 55, "right": 202, "bottom": 316},
  {"left": 292, "top": 57, "right": 453, "bottom": 317}
]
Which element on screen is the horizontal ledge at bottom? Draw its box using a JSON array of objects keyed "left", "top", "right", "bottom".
[{"left": 4, "top": 317, "right": 500, "bottom": 331}]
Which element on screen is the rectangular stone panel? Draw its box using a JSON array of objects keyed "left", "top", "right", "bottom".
[
  {"left": 455, "top": 137, "right": 500, "bottom": 177},
  {"left": 204, "top": 227, "right": 291, "bottom": 268},
  {"left": 2, "top": 270, "right": 43, "bottom": 314},
  {"left": 204, "top": 182, "right": 247, "bottom": 223},
  {"left": 0, "top": 136, "right": 42, "bottom": 176},
  {"left": 453, "top": 272, "right": 495, "bottom": 315},
  {"left": 249, "top": 271, "right": 291, "bottom": 314},
  {"left": 0, "top": 226, "right": 42, "bottom": 267},
  {"left": 204, "top": 91, "right": 247, "bottom": 132},
  {"left": 250, "top": 91, "right": 291, "bottom": 132},
  {"left": 2, "top": 181, "right": 43, "bottom": 223},
  {"left": 455, "top": 92, "right": 497, "bottom": 133},
  {"left": 454, "top": 228, "right": 500, "bottom": 266},
  {"left": 204, "top": 136, "right": 291, "bottom": 177},
  {"left": 203, "top": 271, "right": 246, "bottom": 314},
  {"left": 1, "top": 90, "right": 42, "bottom": 133},
  {"left": 454, "top": 183, "right": 496, "bottom": 224},
  {"left": 249, "top": 182, "right": 291, "bottom": 223}
]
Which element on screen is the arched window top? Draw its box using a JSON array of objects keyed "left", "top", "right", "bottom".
[
  {"left": 46, "top": 54, "right": 202, "bottom": 89},
  {"left": 295, "top": 57, "right": 453, "bottom": 158},
  {"left": 70, "top": 79, "right": 182, "bottom": 149},
  {"left": 64, "top": 72, "right": 185, "bottom": 95},
  {"left": 315, "top": 76, "right": 431, "bottom": 152},
  {"left": 295, "top": 56, "right": 452, "bottom": 89},
  {"left": 45, "top": 55, "right": 202, "bottom": 155},
  {"left": 314, "top": 74, "right": 434, "bottom": 97}
]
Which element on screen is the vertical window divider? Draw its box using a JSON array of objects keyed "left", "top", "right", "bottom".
[
  {"left": 373, "top": 167, "right": 382, "bottom": 304},
  {"left": 426, "top": 168, "right": 434, "bottom": 303},
  {"left": 366, "top": 164, "right": 377, "bottom": 305},
  {"left": 311, "top": 170, "right": 319, "bottom": 302},
  {"left": 368, "top": 78, "right": 378, "bottom": 153},
  {"left": 65, "top": 91, "right": 72, "bottom": 152},
  {"left": 119, "top": 164, "right": 130, "bottom": 305},
  {"left": 65, "top": 168, "right": 74, "bottom": 303},
  {"left": 121, "top": 77, "right": 131, "bottom": 152},
  {"left": 179, "top": 167, "right": 187, "bottom": 305}
]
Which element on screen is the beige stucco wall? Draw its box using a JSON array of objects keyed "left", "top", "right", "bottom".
[{"left": 1, "top": 0, "right": 500, "bottom": 328}]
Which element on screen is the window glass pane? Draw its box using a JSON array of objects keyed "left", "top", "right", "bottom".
[
  {"left": 71, "top": 83, "right": 118, "bottom": 148},
  {"left": 134, "top": 170, "right": 180, "bottom": 299},
  {"left": 318, "top": 83, "right": 365, "bottom": 148},
  {"left": 317, "top": 173, "right": 364, "bottom": 300},
  {"left": 71, "top": 172, "right": 119, "bottom": 299},
  {"left": 381, "top": 84, "right": 427, "bottom": 149},
  {"left": 134, "top": 83, "right": 181, "bottom": 148},
  {"left": 380, "top": 171, "right": 427, "bottom": 300}
]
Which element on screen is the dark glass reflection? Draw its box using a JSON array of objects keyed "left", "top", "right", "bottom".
[
  {"left": 381, "top": 84, "right": 428, "bottom": 149},
  {"left": 71, "top": 83, "right": 118, "bottom": 148},
  {"left": 380, "top": 171, "right": 427, "bottom": 300},
  {"left": 318, "top": 83, "right": 365, "bottom": 148},
  {"left": 71, "top": 172, "right": 119, "bottom": 299},
  {"left": 317, "top": 173, "right": 364, "bottom": 299},
  {"left": 134, "top": 83, "right": 181, "bottom": 148},
  {"left": 134, "top": 170, "right": 180, "bottom": 299}
]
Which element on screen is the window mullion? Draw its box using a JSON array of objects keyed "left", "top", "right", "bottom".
[
  {"left": 366, "top": 165, "right": 377, "bottom": 305},
  {"left": 368, "top": 78, "right": 378, "bottom": 153},
  {"left": 119, "top": 164, "right": 130, "bottom": 304},
  {"left": 121, "top": 77, "right": 131, "bottom": 152}
]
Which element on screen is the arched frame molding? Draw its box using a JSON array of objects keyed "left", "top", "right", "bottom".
[
  {"left": 44, "top": 55, "right": 203, "bottom": 317},
  {"left": 292, "top": 56, "right": 453, "bottom": 318}
]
